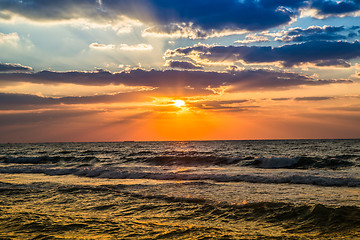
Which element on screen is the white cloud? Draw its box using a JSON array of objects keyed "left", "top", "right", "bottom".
[
  {"left": 0, "top": 32, "right": 20, "bottom": 45},
  {"left": 0, "top": 10, "right": 142, "bottom": 34},
  {"left": 234, "top": 34, "right": 270, "bottom": 44},
  {"left": 118, "top": 43, "right": 153, "bottom": 51},
  {"left": 89, "top": 43, "right": 116, "bottom": 50},
  {"left": 89, "top": 43, "right": 153, "bottom": 51}
]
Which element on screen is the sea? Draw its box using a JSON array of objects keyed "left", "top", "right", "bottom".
[{"left": 0, "top": 139, "right": 359, "bottom": 239}]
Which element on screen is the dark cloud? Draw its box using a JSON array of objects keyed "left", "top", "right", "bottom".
[
  {"left": 0, "top": 62, "right": 33, "bottom": 73},
  {"left": 0, "top": 69, "right": 351, "bottom": 94},
  {"left": 277, "top": 26, "right": 346, "bottom": 42},
  {"left": 133, "top": 0, "right": 298, "bottom": 31},
  {"left": 0, "top": 93, "right": 57, "bottom": 109},
  {"left": 350, "top": 26, "right": 360, "bottom": 30},
  {"left": 272, "top": 98, "right": 292, "bottom": 101},
  {"left": 348, "top": 32, "right": 357, "bottom": 38},
  {"left": 0, "top": 91, "right": 151, "bottom": 110},
  {"left": 0, "top": 0, "right": 300, "bottom": 32},
  {"left": 294, "top": 96, "right": 335, "bottom": 101},
  {"left": 0, "top": 92, "right": 253, "bottom": 114},
  {"left": 279, "top": 33, "right": 346, "bottom": 42},
  {"left": 315, "top": 59, "right": 351, "bottom": 68},
  {"left": 143, "top": 23, "right": 211, "bottom": 39},
  {"left": 1, "top": 1, "right": 359, "bottom": 36},
  {"left": 311, "top": 0, "right": 360, "bottom": 15},
  {"left": 272, "top": 96, "right": 337, "bottom": 101},
  {"left": 223, "top": 70, "right": 351, "bottom": 92},
  {"left": 226, "top": 65, "right": 243, "bottom": 73},
  {"left": 260, "top": 0, "right": 307, "bottom": 8},
  {"left": 0, "top": 0, "right": 101, "bottom": 21},
  {"left": 166, "top": 60, "right": 203, "bottom": 69},
  {"left": 167, "top": 41, "right": 360, "bottom": 67}
]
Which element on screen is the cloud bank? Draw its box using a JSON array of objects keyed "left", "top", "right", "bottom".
[
  {"left": 0, "top": 62, "right": 33, "bottom": 72},
  {"left": 0, "top": 68, "right": 350, "bottom": 91},
  {"left": 166, "top": 41, "right": 360, "bottom": 67},
  {"left": 165, "top": 60, "right": 203, "bottom": 69}
]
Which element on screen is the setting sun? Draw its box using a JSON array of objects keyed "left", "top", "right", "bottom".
[{"left": 173, "top": 100, "right": 186, "bottom": 107}]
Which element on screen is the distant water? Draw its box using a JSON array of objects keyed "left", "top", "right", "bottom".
[{"left": 0, "top": 139, "right": 359, "bottom": 239}]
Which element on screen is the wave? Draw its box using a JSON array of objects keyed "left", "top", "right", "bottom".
[
  {"left": 141, "top": 155, "right": 358, "bottom": 170},
  {"left": 2, "top": 179, "right": 359, "bottom": 238},
  {"left": 136, "top": 155, "right": 355, "bottom": 169},
  {"left": 244, "top": 156, "right": 356, "bottom": 169},
  {"left": 144, "top": 156, "right": 242, "bottom": 166},
  {"left": 33, "top": 184, "right": 360, "bottom": 234},
  {"left": 1, "top": 152, "right": 357, "bottom": 170},
  {"left": 1, "top": 165, "right": 359, "bottom": 187},
  {"left": 0, "top": 156, "right": 99, "bottom": 164},
  {"left": 132, "top": 154, "right": 357, "bottom": 169}
]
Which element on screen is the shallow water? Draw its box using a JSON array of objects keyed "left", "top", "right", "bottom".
[{"left": 0, "top": 140, "right": 359, "bottom": 239}]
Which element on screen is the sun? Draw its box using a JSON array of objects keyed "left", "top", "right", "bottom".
[{"left": 173, "top": 99, "right": 186, "bottom": 107}]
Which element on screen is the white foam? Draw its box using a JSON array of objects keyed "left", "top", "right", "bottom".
[{"left": 0, "top": 165, "right": 359, "bottom": 187}]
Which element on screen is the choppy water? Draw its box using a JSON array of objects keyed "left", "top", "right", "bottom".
[{"left": 0, "top": 139, "right": 359, "bottom": 239}]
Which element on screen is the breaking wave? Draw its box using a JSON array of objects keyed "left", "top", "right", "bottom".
[
  {"left": 0, "top": 156, "right": 99, "bottom": 164},
  {"left": 1, "top": 154, "right": 357, "bottom": 169},
  {"left": 244, "top": 156, "right": 357, "bottom": 169},
  {"left": 0, "top": 165, "right": 359, "bottom": 187}
]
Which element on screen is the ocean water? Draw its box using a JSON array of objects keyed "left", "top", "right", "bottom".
[{"left": 0, "top": 139, "right": 359, "bottom": 239}]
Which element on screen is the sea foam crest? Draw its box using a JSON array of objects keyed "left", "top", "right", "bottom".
[{"left": 0, "top": 165, "right": 359, "bottom": 187}]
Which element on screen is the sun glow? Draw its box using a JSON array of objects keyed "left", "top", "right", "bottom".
[{"left": 173, "top": 100, "right": 185, "bottom": 107}]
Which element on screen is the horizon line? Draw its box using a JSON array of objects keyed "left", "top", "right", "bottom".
[{"left": 2, "top": 137, "right": 359, "bottom": 144}]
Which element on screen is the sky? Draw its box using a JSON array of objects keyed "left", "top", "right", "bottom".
[{"left": 1, "top": 0, "right": 360, "bottom": 142}]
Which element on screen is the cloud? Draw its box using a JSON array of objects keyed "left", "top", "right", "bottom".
[
  {"left": 118, "top": 43, "right": 153, "bottom": 51},
  {"left": 314, "top": 59, "right": 351, "bottom": 68},
  {"left": 276, "top": 25, "right": 347, "bottom": 42},
  {"left": 0, "top": 91, "right": 152, "bottom": 110},
  {"left": 166, "top": 41, "right": 360, "bottom": 67},
  {"left": 262, "top": 0, "right": 308, "bottom": 8},
  {"left": 143, "top": 23, "right": 211, "bottom": 39},
  {"left": 0, "top": 0, "right": 301, "bottom": 33},
  {"left": 190, "top": 99, "right": 253, "bottom": 112},
  {"left": 165, "top": 60, "right": 203, "bottom": 69},
  {"left": 0, "top": 32, "right": 19, "bottom": 45},
  {"left": 89, "top": 43, "right": 153, "bottom": 51},
  {"left": 271, "top": 96, "right": 337, "bottom": 101},
  {"left": 234, "top": 34, "right": 270, "bottom": 44},
  {"left": 311, "top": 0, "right": 360, "bottom": 15},
  {"left": 142, "top": 23, "right": 247, "bottom": 39},
  {"left": 226, "top": 65, "right": 244, "bottom": 73},
  {"left": 0, "top": 69, "right": 351, "bottom": 93},
  {"left": 3, "top": 0, "right": 360, "bottom": 42},
  {"left": 89, "top": 43, "right": 116, "bottom": 50},
  {"left": 272, "top": 98, "right": 292, "bottom": 101},
  {"left": 2, "top": 1, "right": 360, "bottom": 37},
  {"left": 294, "top": 96, "right": 335, "bottom": 101},
  {"left": 0, "top": 93, "right": 56, "bottom": 109},
  {"left": 0, "top": 62, "right": 33, "bottom": 72}
]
